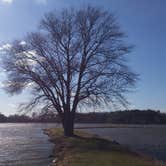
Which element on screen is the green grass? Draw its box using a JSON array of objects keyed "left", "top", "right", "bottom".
[{"left": 44, "top": 128, "right": 161, "bottom": 166}]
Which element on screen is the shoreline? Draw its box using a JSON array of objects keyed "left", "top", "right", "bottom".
[{"left": 44, "top": 128, "right": 163, "bottom": 166}]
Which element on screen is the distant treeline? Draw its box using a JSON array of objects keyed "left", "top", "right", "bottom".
[
  {"left": 0, "top": 111, "right": 57, "bottom": 123},
  {"left": 1, "top": 109, "right": 166, "bottom": 124},
  {"left": 75, "top": 110, "right": 166, "bottom": 124}
]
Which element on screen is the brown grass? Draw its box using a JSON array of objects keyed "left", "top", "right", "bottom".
[{"left": 44, "top": 128, "right": 164, "bottom": 166}]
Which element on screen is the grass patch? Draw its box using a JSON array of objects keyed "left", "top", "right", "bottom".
[{"left": 44, "top": 128, "right": 162, "bottom": 166}]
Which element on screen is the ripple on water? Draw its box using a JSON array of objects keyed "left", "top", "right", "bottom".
[{"left": 0, "top": 123, "right": 58, "bottom": 166}]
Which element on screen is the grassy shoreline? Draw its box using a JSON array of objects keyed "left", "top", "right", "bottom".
[{"left": 44, "top": 128, "right": 163, "bottom": 166}]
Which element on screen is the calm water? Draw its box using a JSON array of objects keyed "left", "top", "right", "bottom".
[
  {"left": 0, "top": 123, "right": 166, "bottom": 165},
  {"left": 0, "top": 123, "right": 58, "bottom": 166},
  {"left": 82, "top": 125, "right": 166, "bottom": 162}
]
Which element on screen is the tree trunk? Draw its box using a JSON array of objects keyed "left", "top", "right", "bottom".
[{"left": 62, "top": 111, "right": 74, "bottom": 137}]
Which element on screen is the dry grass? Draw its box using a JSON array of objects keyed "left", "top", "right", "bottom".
[{"left": 44, "top": 128, "right": 164, "bottom": 166}]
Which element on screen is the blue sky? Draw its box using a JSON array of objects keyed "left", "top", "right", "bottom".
[{"left": 0, "top": 0, "right": 166, "bottom": 115}]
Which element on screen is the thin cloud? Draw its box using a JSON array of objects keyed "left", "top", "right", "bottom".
[
  {"left": 19, "top": 41, "right": 26, "bottom": 46},
  {"left": 0, "top": 43, "right": 12, "bottom": 51},
  {"left": 0, "top": 0, "right": 13, "bottom": 4},
  {"left": 0, "top": 0, "right": 47, "bottom": 5}
]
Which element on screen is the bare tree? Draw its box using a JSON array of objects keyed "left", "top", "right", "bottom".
[{"left": 2, "top": 6, "right": 137, "bottom": 136}]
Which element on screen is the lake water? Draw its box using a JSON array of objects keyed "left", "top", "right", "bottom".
[
  {"left": 81, "top": 125, "right": 166, "bottom": 162},
  {"left": 0, "top": 123, "right": 166, "bottom": 165},
  {"left": 0, "top": 123, "right": 58, "bottom": 166}
]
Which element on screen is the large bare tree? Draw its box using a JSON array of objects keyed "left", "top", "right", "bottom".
[{"left": 2, "top": 6, "right": 137, "bottom": 136}]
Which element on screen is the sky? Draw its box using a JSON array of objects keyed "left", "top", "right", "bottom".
[{"left": 0, "top": 0, "right": 165, "bottom": 115}]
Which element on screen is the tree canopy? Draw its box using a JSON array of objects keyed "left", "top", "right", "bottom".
[{"left": 2, "top": 6, "right": 137, "bottom": 136}]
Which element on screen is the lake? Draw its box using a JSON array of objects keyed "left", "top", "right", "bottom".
[
  {"left": 81, "top": 124, "right": 166, "bottom": 162},
  {"left": 0, "top": 123, "right": 166, "bottom": 165},
  {"left": 0, "top": 123, "right": 57, "bottom": 166}
]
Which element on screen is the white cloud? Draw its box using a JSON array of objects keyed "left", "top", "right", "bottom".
[
  {"left": 0, "top": 0, "right": 47, "bottom": 5},
  {"left": 0, "top": 82, "right": 5, "bottom": 88},
  {"left": 0, "top": 0, "right": 13, "bottom": 4},
  {"left": 19, "top": 41, "right": 26, "bottom": 46},
  {"left": 0, "top": 43, "right": 12, "bottom": 51}
]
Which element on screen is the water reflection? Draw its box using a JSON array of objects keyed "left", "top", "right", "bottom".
[{"left": 0, "top": 123, "right": 57, "bottom": 166}]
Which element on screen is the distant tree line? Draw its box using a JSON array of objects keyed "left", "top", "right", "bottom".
[
  {"left": 1, "top": 109, "right": 166, "bottom": 124},
  {"left": 106, "top": 109, "right": 166, "bottom": 124},
  {"left": 0, "top": 111, "right": 57, "bottom": 123},
  {"left": 74, "top": 109, "right": 166, "bottom": 124}
]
